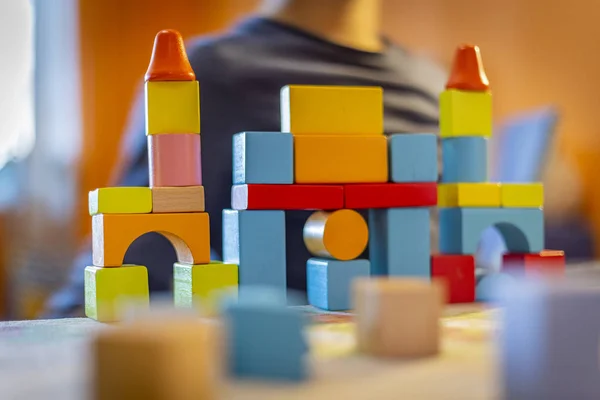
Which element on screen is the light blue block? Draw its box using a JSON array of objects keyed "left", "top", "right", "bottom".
[
  {"left": 475, "top": 273, "right": 515, "bottom": 302},
  {"left": 233, "top": 132, "right": 294, "bottom": 184},
  {"left": 439, "top": 208, "right": 544, "bottom": 254},
  {"left": 369, "top": 208, "right": 431, "bottom": 277},
  {"left": 307, "top": 258, "right": 370, "bottom": 311},
  {"left": 441, "top": 137, "right": 488, "bottom": 182},
  {"left": 223, "top": 210, "right": 286, "bottom": 291},
  {"left": 501, "top": 281, "right": 600, "bottom": 399},
  {"left": 388, "top": 133, "right": 438, "bottom": 182},
  {"left": 224, "top": 287, "right": 308, "bottom": 381}
]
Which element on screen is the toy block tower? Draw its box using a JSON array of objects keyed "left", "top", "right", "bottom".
[
  {"left": 435, "top": 45, "right": 562, "bottom": 302},
  {"left": 85, "top": 30, "right": 237, "bottom": 322}
]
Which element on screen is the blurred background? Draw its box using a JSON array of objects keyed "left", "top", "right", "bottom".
[{"left": 0, "top": 0, "right": 598, "bottom": 319}]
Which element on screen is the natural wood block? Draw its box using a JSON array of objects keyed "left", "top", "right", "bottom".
[
  {"left": 89, "top": 187, "right": 152, "bottom": 216},
  {"left": 354, "top": 278, "right": 445, "bottom": 358},
  {"left": 152, "top": 186, "right": 205, "bottom": 213},
  {"left": 92, "top": 213, "right": 210, "bottom": 267},
  {"left": 303, "top": 210, "right": 368, "bottom": 261},
  {"left": 94, "top": 316, "right": 218, "bottom": 400}
]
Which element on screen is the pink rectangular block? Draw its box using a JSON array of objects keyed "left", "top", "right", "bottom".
[{"left": 148, "top": 134, "right": 202, "bottom": 187}]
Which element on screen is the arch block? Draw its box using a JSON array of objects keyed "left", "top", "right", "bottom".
[
  {"left": 439, "top": 207, "right": 543, "bottom": 254},
  {"left": 92, "top": 213, "right": 210, "bottom": 267}
]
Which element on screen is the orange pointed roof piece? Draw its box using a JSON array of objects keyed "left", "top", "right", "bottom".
[
  {"left": 145, "top": 29, "right": 195, "bottom": 82},
  {"left": 446, "top": 44, "right": 489, "bottom": 91}
]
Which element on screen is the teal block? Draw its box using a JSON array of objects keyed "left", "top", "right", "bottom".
[
  {"left": 441, "top": 137, "right": 488, "bottom": 182},
  {"left": 388, "top": 133, "right": 438, "bottom": 182},
  {"left": 223, "top": 210, "right": 286, "bottom": 291},
  {"left": 307, "top": 258, "right": 370, "bottom": 311},
  {"left": 233, "top": 132, "right": 293, "bottom": 184},
  {"left": 369, "top": 208, "right": 431, "bottom": 277},
  {"left": 224, "top": 287, "right": 308, "bottom": 381},
  {"left": 439, "top": 208, "right": 544, "bottom": 254}
]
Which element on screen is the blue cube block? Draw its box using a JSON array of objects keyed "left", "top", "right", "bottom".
[
  {"left": 441, "top": 137, "right": 488, "bottom": 182},
  {"left": 224, "top": 288, "right": 308, "bottom": 381},
  {"left": 307, "top": 258, "right": 370, "bottom": 311},
  {"left": 233, "top": 132, "right": 294, "bottom": 184},
  {"left": 388, "top": 133, "right": 438, "bottom": 182}
]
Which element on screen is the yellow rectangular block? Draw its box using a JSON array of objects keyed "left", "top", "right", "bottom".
[
  {"left": 89, "top": 187, "right": 152, "bottom": 216},
  {"left": 84, "top": 265, "right": 149, "bottom": 322},
  {"left": 439, "top": 89, "right": 492, "bottom": 137},
  {"left": 294, "top": 135, "right": 388, "bottom": 183},
  {"left": 438, "top": 183, "right": 501, "bottom": 207},
  {"left": 501, "top": 183, "right": 544, "bottom": 207},
  {"left": 281, "top": 85, "right": 383, "bottom": 135},
  {"left": 174, "top": 262, "right": 238, "bottom": 316},
  {"left": 151, "top": 186, "right": 205, "bottom": 213},
  {"left": 145, "top": 80, "right": 200, "bottom": 135}
]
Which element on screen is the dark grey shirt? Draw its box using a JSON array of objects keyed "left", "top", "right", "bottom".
[{"left": 45, "top": 17, "right": 445, "bottom": 317}]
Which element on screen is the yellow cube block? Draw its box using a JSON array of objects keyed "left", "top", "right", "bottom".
[
  {"left": 501, "top": 183, "right": 544, "bottom": 207},
  {"left": 174, "top": 261, "right": 238, "bottom": 316},
  {"left": 438, "top": 183, "right": 501, "bottom": 207},
  {"left": 85, "top": 265, "right": 149, "bottom": 322},
  {"left": 440, "top": 89, "right": 492, "bottom": 137},
  {"left": 281, "top": 85, "right": 383, "bottom": 135},
  {"left": 89, "top": 187, "right": 152, "bottom": 216},
  {"left": 145, "top": 81, "right": 200, "bottom": 135},
  {"left": 294, "top": 135, "right": 388, "bottom": 183}
]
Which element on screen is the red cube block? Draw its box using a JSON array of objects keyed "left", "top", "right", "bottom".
[
  {"left": 431, "top": 254, "right": 476, "bottom": 304},
  {"left": 502, "top": 250, "right": 565, "bottom": 277}
]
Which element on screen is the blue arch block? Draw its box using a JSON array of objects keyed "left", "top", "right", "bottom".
[
  {"left": 441, "top": 137, "right": 488, "bottom": 182},
  {"left": 439, "top": 208, "right": 544, "bottom": 254}
]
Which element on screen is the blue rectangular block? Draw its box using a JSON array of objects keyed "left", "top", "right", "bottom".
[
  {"left": 233, "top": 132, "right": 294, "bottom": 184},
  {"left": 368, "top": 208, "right": 431, "bottom": 277},
  {"left": 225, "top": 296, "right": 307, "bottom": 381},
  {"left": 307, "top": 258, "right": 370, "bottom": 311},
  {"left": 388, "top": 133, "right": 438, "bottom": 182},
  {"left": 441, "top": 137, "right": 488, "bottom": 182},
  {"left": 222, "top": 210, "right": 286, "bottom": 291},
  {"left": 439, "top": 208, "right": 544, "bottom": 254}
]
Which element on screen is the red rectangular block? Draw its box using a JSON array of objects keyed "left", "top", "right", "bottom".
[
  {"left": 344, "top": 183, "right": 437, "bottom": 209},
  {"left": 431, "top": 254, "right": 475, "bottom": 304},
  {"left": 502, "top": 250, "right": 565, "bottom": 277},
  {"left": 148, "top": 134, "right": 202, "bottom": 187},
  {"left": 231, "top": 184, "right": 344, "bottom": 210}
]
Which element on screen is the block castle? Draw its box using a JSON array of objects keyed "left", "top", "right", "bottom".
[{"left": 84, "top": 30, "right": 564, "bottom": 322}]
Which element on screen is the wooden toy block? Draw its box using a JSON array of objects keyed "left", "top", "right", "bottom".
[
  {"left": 369, "top": 208, "right": 431, "bottom": 277},
  {"left": 231, "top": 184, "right": 343, "bottom": 210},
  {"left": 500, "top": 183, "right": 544, "bottom": 208},
  {"left": 224, "top": 287, "right": 308, "bottom": 381},
  {"left": 354, "top": 278, "right": 445, "bottom": 358},
  {"left": 475, "top": 273, "right": 515, "bottom": 302},
  {"left": 145, "top": 29, "right": 195, "bottom": 82},
  {"left": 430, "top": 254, "right": 475, "bottom": 303},
  {"left": 439, "top": 207, "right": 544, "bottom": 254},
  {"left": 94, "top": 316, "right": 217, "bottom": 400},
  {"left": 281, "top": 85, "right": 383, "bottom": 135},
  {"left": 151, "top": 186, "right": 205, "bottom": 213},
  {"left": 307, "top": 258, "right": 370, "bottom": 311},
  {"left": 388, "top": 133, "right": 438, "bottom": 183},
  {"left": 294, "top": 135, "right": 388, "bottom": 183},
  {"left": 344, "top": 183, "right": 437, "bottom": 209},
  {"left": 84, "top": 265, "right": 149, "bottom": 322},
  {"left": 148, "top": 133, "right": 202, "bottom": 187},
  {"left": 92, "top": 213, "right": 210, "bottom": 267},
  {"left": 303, "top": 210, "right": 368, "bottom": 261},
  {"left": 222, "top": 210, "right": 286, "bottom": 290},
  {"left": 441, "top": 137, "right": 488, "bottom": 182},
  {"left": 502, "top": 250, "right": 565, "bottom": 278},
  {"left": 88, "top": 187, "right": 152, "bottom": 216},
  {"left": 439, "top": 89, "right": 492, "bottom": 137},
  {"left": 438, "top": 183, "right": 501, "bottom": 207},
  {"left": 501, "top": 281, "right": 600, "bottom": 399},
  {"left": 145, "top": 81, "right": 200, "bottom": 135},
  {"left": 446, "top": 44, "right": 489, "bottom": 91},
  {"left": 173, "top": 261, "right": 238, "bottom": 316},
  {"left": 233, "top": 132, "right": 294, "bottom": 184}
]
